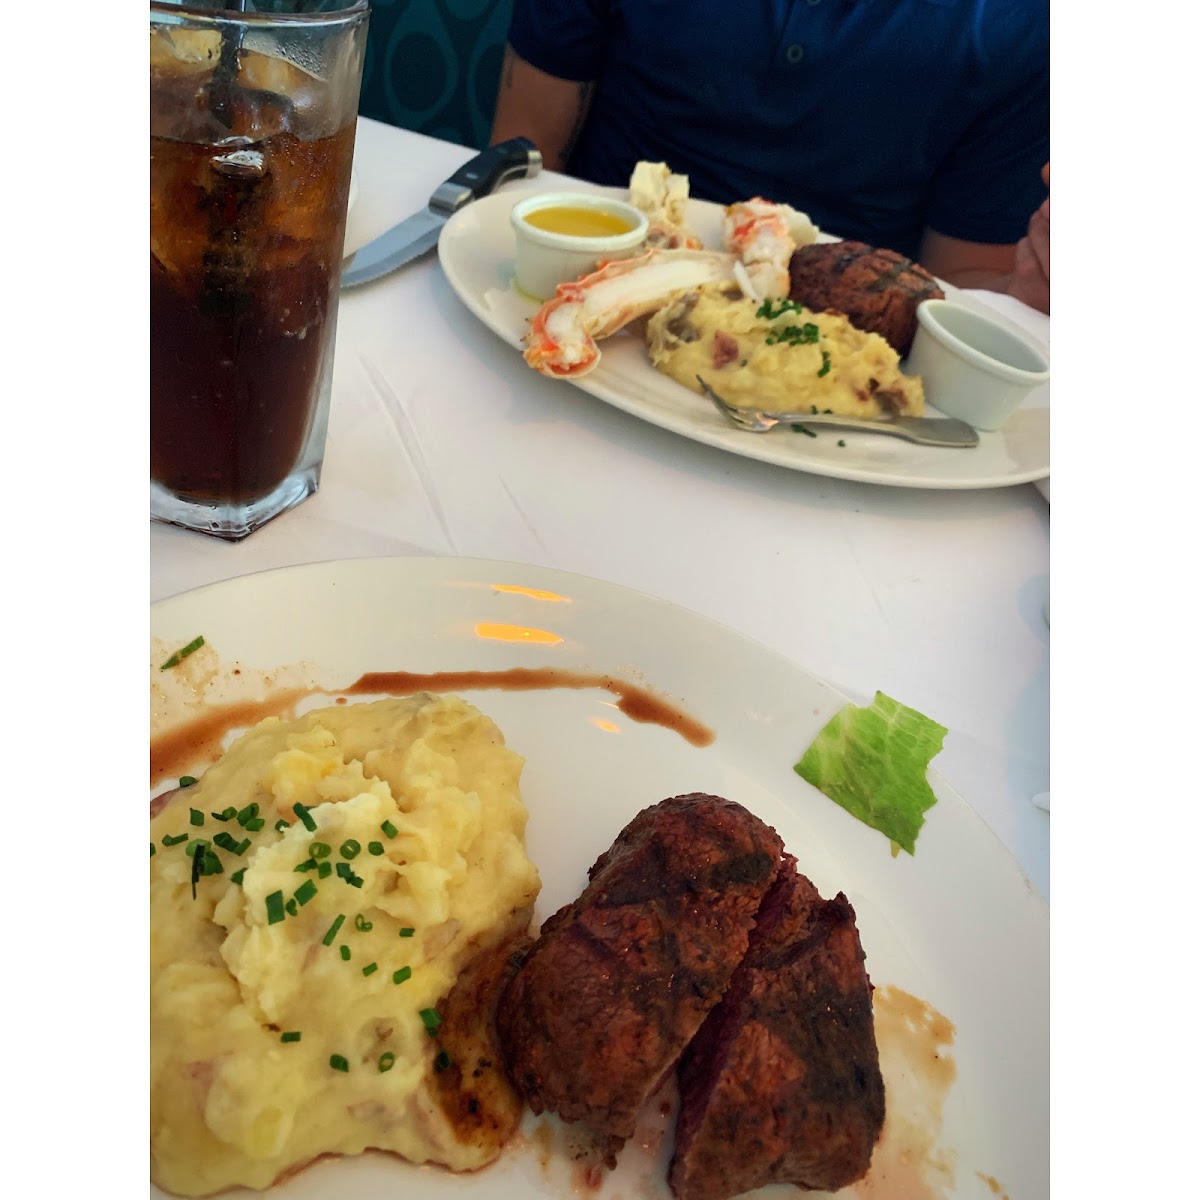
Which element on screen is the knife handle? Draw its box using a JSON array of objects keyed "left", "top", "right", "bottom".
[{"left": 429, "top": 137, "right": 543, "bottom": 216}]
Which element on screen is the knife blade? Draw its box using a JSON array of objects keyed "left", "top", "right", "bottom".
[{"left": 341, "top": 136, "right": 542, "bottom": 289}]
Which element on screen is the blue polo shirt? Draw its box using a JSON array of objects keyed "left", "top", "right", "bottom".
[{"left": 507, "top": 0, "right": 1049, "bottom": 260}]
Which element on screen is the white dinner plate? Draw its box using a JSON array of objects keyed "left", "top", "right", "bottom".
[
  {"left": 439, "top": 192, "right": 1050, "bottom": 490},
  {"left": 150, "top": 556, "right": 1048, "bottom": 1200}
]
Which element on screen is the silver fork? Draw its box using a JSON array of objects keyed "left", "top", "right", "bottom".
[{"left": 696, "top": 376, "right": 980, "bottom": 448}]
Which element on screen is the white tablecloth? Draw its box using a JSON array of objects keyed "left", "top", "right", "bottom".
[{"left": 150, "top": 118, "right": 1050, "bottom": 898}]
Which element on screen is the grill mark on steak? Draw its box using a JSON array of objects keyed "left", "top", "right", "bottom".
[
  {"left": 669, "top": 855, "right": 885, "bottom": 1200},
  {"left": 496, "top": 794, "right": 784, "bottom": 1159}
]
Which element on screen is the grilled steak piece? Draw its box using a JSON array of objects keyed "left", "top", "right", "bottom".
[
  {"left": 496, "top": 794, "right": 784, "bottom": 1159},
  {"left": 787, "top": 240, "right": 944, "bottom": 356},
  {"left": 670, "top": 855, "right": 885, "bottom": 1200}
]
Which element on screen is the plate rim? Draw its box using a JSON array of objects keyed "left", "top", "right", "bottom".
[{"left": 437, "top": 191, "right": 1051, "bottom": 491}]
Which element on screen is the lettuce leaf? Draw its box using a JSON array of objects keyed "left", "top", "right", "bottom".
[{"left": 794, "top": 691, "right": 948, "bottom": 855}]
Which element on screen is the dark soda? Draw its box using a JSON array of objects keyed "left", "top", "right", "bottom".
[{"left": 150, "top": 111, "right": 354, "bottom": 505}]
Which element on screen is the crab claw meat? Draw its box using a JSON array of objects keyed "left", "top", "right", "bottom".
[{"left": 723, "top": 198, "right": 800, "bottom": 299}]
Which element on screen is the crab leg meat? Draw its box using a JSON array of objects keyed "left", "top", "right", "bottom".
[{"left": 523, "top": 248, "right": 737, "bottom": 379}]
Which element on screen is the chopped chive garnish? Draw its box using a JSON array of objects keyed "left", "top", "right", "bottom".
[
  {"left": 392, "top": 966, "right": 411, "bottom": 985},
  {"left": 285, "top": 898, "right": 298, "bottom": 917},
  {"left": 339, "top": 839, "right": 361, "bottom": 860},
  {"left": 213, "top": 807, "right": 237, "bottom": 822},
  {"left": 232, "top": 838, "right": 251, "bottom": 856},
  {"left": 354, "top": 914, "right": 373, "bottom": 933},
  {"left": 329, "top": 1054, "right": 350, "bottom": 1072},
  {"left": 293, "top": 803, "right": 316, "bottom": 832},
  {"left": 837, "top": 439, "right": 846, "bottom": 447},
  {"left": 213, "top": 831, "right": 242, "bottom": 854},
  {"left": 150, "top": 843, "right": 157, "bottom": 857},
  {"left": 281, "top": 1031, "right": 301, "bottom": 1043},
  {"left": 318, "top": 861, "right": 333, "bottom": 879},
  {"left": 419, "top": 1008, "right": 442, "bottom": 1036},
  {"left": 378, "top": 1052, "right": 396, "bottom": 1073},
  {"left": 790, "top": 423, "right": 818, "bottom": 437},
  {"left": 309, "top": 842, "right": 332, "bottom": 860},
  {"left": 322, "top": 915, "right": 346, "bottom": 945},
  {"left": 243, "top": 818, "right": 266, "bottom": 832},
  {"left": 189, "top": 808, "right": 205, "bottom": 826},
  {"left": 362, "top": 962, "right": 378, "bottom": 977},
  {"left": 381, "top": 820, "right": 399, "bottom": 839},
  {"left": 367, "top": 841, "right": 385, "bottom": 856},
  {"left": 201, "top": 850, "right": 223, "bottom": 876},
  {"left": 818, "top": 350, "right": 832, "bottom": 378},
  {"left": 190, "top": 847, "right": 202, "bottom": 898},
  {"left": 399, "top": 927, "right": 415, "bottom": 938},
  {"left": 295, "top": 880, "right": 317, "bottom": 906},
  {"left": 236, "top": 803, "right": 259, "bottom": 827},
  {"left": 274, "top": 819, "right": 289, "bottom": 832},
  {"left": 294, "top": 859, "right": 317, "bottom": 873},
  {"left": 266, "top": 891, "right": 285, "bottom": 925},
  {"left": 162, "top": 832, "right": 189, "bottom": 847},
  {"left": 159, "top": 635, "right": 205, "bottom": 671},
  {"left": 185, "top": 839, "right": 210, "bottom": 858},
  {"left": 230, "top": 868, "right": 246, "bottom": 885},
  {"left": 339, "top": 945, "right": 351, "bottom": 961},
  {"left": 434, "top": 1050, "right": 452, "bottom": 1073},
  {"left": 336, "top": 862, "right": 364, "bottom": 887},
  {"left": 179, "top": 776, "right": 198, "bottom": 788}
]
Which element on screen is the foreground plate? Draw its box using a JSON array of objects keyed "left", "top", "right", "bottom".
[
  {"left": 151, "top": 557, "right": 1048, "bottom": 1199},
  {"left": 438, "top": 191, "right": 1050, "bottom": 490}
]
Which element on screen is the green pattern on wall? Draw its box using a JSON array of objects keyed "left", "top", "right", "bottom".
[{"left": 358, "top": 0, "right": 513, "bottom": 149}]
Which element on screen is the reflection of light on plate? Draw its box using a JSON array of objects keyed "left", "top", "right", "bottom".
[
  {"left": 491, "top": 583, "right": 572, "bottom": 603},
  {"left": 474, "top": 622, "right": 563, "bottom": 646},
  {"left": 589, "top": 717, "right": 621, "bottom": 734}
]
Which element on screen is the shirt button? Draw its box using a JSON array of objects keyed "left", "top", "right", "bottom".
[{"left": 785, "top": 43, "right": 804, "bottom": 64}]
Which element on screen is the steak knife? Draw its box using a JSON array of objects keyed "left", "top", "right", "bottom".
[{"left": 341, "top": 136, "right": 543, "bottom": 289}]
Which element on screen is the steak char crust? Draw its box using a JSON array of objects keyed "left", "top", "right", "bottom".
[
  {"left": 496, "top": 793, "right": 784, "bottom": 1158},
  {"left": 670, "top": 854, "right": 885, "bottom": 1200},
  {"left": 787, "top": 240, "right": 944, "bottom": 356}
]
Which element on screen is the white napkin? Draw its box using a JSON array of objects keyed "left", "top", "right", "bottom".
[{"left": 1032, "top": 792, "right": 1050, "bottom": 812}]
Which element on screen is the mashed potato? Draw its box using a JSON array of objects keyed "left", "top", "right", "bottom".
[
  {"left": 150, "top": 694, "right": 541, "bottom": 1196},
  {"left": 647, "top": 289, "right": 924, "bottom": 419}
]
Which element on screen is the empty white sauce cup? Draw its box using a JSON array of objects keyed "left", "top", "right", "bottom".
[{"left": 906, "top": 299, "right": 1050, "bottom": 431}]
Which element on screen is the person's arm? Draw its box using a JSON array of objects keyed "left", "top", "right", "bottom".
[
  {"left": 919, "top": 163, "right": 1049, "bottom": 313},
  {"left": 490, "top": 44, "right": 596, "bottom": 173}
]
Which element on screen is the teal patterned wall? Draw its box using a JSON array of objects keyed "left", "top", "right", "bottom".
[{"left": 357, "top": 0, "right": 514, "bottom": 149}]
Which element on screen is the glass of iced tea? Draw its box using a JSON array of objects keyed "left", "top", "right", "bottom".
[{"left": 150, "top": 1, "right": 368, "bottom": 539}]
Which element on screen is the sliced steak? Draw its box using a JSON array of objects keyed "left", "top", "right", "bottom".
[
  {"left": 496, "top": 793, "right": 784, "bottom": 1158},
  {"left": 670, "top": 855, "right": 885, "bottom": 1200},
  {"left": 787, "top": 240, "right": 944, "bottom": 356}
]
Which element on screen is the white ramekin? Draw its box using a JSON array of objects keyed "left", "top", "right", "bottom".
[
  {"left": 510, "top": 192, "right": 649, "bottom": 301},
  {"left": 906, "top": 299, "right": 1050, "bottom": 431}
]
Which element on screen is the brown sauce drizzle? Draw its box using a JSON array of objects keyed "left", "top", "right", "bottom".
[
  {"left": 149, "top": 689, "right": 309, "bottom": 788},
  {"left": 150, "top": 669, "right": 712, "bottom": 788},
  {"left": 346, "top": 669, "right": 712, "bottom": 748}
]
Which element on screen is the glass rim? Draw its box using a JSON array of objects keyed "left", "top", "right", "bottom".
[{"left": 150, "top": 1, "right": 369, "bottom": 28}]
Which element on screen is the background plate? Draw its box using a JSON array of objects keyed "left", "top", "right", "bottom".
[
  {"left": 438, "top": 191, "right": 1050, "bottom": 490},
  {"left": 151, "top": 557, "right": 1048, "bottom": 1199}
]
